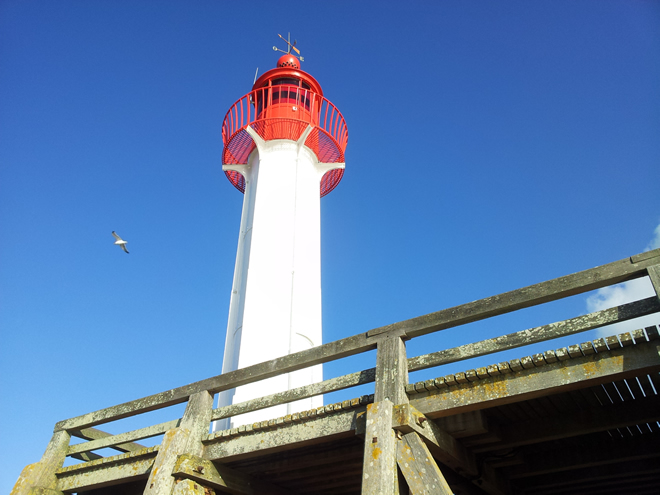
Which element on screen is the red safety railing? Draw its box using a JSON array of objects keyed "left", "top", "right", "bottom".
[{"left": 222, "top": 86, "right": 348, "bottom": 197}]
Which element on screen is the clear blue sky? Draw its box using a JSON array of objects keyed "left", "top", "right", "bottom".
[{"left": 1, "top": 1, "right": 659, "bottom": 491}]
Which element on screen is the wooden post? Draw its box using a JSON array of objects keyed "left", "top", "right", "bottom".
[
  {"left": 648, "top": 264, "right": 660, "bottom": 301},
  {"left": 373, "top": 334, "right": 409, "bottom": 405},
  {"left": 362, "top": 334, "right": 409, "bottom": 494},
  {"left": 11, "top": 430, "right": 70, "bottom": 495},
  {"left": 143, "top": 391, "right": 213, "bottom": 495},
  {"left": 361, "top": 399, "right": 400, "bottom": 495}
]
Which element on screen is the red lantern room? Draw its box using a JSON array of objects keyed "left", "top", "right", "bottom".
[{"left": 221, "top": 53, "right": 348, "bottom": 197}]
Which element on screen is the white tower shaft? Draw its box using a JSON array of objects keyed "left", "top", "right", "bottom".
[{"left": 218, "top": 126, "right": 343, "bottom": 427}]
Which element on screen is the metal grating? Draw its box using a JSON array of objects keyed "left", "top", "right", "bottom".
[{"left": 221, "top": 85, "right": 348, "bottom": 197}]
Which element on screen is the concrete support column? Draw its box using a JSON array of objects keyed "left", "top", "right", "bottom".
[
  {"left": 143, "top": 391, "right": 213, "bottom": 495},
  {"left": 11, "top": 430, "right": 70, "bottom": 495}
]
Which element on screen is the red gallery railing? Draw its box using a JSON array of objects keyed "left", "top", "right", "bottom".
[{"left": 221, "top": 86, "right": 348, "bottom": 197}]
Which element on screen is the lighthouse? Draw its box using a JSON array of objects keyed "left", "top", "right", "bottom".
[{"left": 217, "top": 43, "right": 348, "bottom": 428}]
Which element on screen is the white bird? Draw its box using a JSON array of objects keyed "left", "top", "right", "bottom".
[{"left": 112, "top": 231, "right": 129, "bottom": 254}]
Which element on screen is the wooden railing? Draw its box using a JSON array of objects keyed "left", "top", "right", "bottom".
[{"left": 11, "top": 249, "right": 660, "bottom": 495}]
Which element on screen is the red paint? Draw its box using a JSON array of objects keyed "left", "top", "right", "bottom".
[{"left": 222, "top": 58, "right": 347, "bottom": 197}]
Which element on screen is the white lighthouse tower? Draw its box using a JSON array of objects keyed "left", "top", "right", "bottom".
[{"left": 217, "top": 43, "right": 348, "bottom": 428}]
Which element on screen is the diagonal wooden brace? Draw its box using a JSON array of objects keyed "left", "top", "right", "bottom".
[
  {"left": 172, "top": 454, "right": 291, "bottom": 495},
  {"left": 392, "top": 403, "right": 477, "bottom": 477},
  {"left": 393, "top": 404, "right": 509, "bottom": 495},
  {"left": 396, "top": 432, "right": 452, "bottom": 495}
]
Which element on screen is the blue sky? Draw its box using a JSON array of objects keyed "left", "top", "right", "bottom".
[{"left": 1, "top": 1, "right": 659, "bottom": 491}]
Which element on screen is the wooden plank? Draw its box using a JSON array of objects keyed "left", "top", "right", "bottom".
[
  {"left": 408, "top": 297, "right": 659, "bottom": 372},
  {"left": 211, "top": 368, "right": 375, "bottom": 421},
  {"left": 67, "top": 419, "right": 180, "bottom": 456},
  {"left": 396, "top": 432, "right": 452, "bottom": 495},
  {"left": 392, "top": 404, "right": 477, "bottom": 477},
  {"left": 410, "top": 343, "right": 660, "bottom": 418},
  {"left": 55, "top": 447, "right": 157, "bottom": 492},
  {"left": 647, "top": 264, "right": 660, "bottom": 300},
  {"left": 69, "top": 451, "right": 103, "bottom": 462},
  {"left": 374, "top": 336, "right": 409, "bottom": 404},
  {"left": 55, "top": 333, "right": 373, "bottom": 432},
  {"left": 361, "top": 400, "right": 400, "bottom": 495},
  {"left": 171, "top": 479, "right": 205, "bottom": 495},
  {"left": 143, "top": 391, "right": 213, "bottom": 495},
  {"left": 204, "top": 406, "right": 366, "bottom": 462},
  {"left": 172, "top": 453, "right": 291, "bottom": 495},
  {"left": 235, "top": 441, "right": 363, "bottom": 475},
  {"left": 393, "top": 406, "right": 508, "bottom": 495},
  {"left": 506, "top": 445, "right": 660, "bottom": 482},
  {"left": 434, "top": 410, "right": 488, "bottom": 438},
  {"left": 70, "top": 427, "right": 146, "bottom": 453},
  {"left": 469, "top": 393, "right": 660, "bottom": 452},
  {"left": 369, "top": 249, "right": 660, "bottom": 338},
  {"left": 613, "top": 380, "right": 634, "bottom": 401}
]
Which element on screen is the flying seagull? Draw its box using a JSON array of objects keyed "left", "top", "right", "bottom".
[{"left": 112, "top": 231, "right": 129, "bottom": 254}]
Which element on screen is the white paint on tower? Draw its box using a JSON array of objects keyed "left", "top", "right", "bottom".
[{"left": 217, "top": 127, "right": 344, "bottom": 428}]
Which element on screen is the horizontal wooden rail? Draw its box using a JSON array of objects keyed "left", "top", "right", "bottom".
[
  {"left": 369, "top": 249, "right": 660, "bottom": 338},
  {"left": 408, "top": 296, "right": 660, "bottom": 372},
  {"left": 211, "top": 368, "right": 376, "bottom": 421},
  {"left": 70, "top": 427, "right": 147, "bottom": 454},
  {"left": 67, "top": 419, "right": 181, "bottom": 456},
  {"left": 55, "top": 333, "right": 375, "bottom": 432},
  {"left": 54, "top": 249, "right": 660, "bottom": 434}
]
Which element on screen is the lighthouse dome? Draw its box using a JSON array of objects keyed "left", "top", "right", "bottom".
[{"left": 277, "top": 54, "right": 300, "bottom": 69}]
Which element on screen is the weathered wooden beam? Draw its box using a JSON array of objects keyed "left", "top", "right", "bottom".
[
  {"left": 392, "top": 404, "right": 507, "bottom": 495},
  {"left": 392, "top": 403, "right": 477, "bottom": 477},
  {"left": 55, "top": 447, "right": 157, "bottom": 492},
  {"left": 171, "top": 479, "right": 206, "bottom": 495},
  {"left": 408, "top": 297, "right": 660, "bottom": 372},
  {"left": 53, "top": 253, "right": 660, "bottom": 436},
  {"left": 69, "top": 452, "right": 103, "bottom": 462},
  {"left": 144, "top": 390, "right": 213, "bottom": 495},
  {"left": 211, "top": 368, "right": 375, "bottom": 421},
  {"left": 410, "top": 342, "right": 660, "bottom": 418},
  {"left": 396, "top": 432, "right": 453, "bottom": 495},
  {"left": 232, "top": 443, "right": 363, "bottom": 475},
  {"left": 434, "top": 410, "right": 488, "bottom": 438},
  {"left": 509, "top": 456, "right": 660, "bottom": 495},
  {"left": 469, "top": 393, "right": 660, "bottom": 452},
  {"left": 204, "top": 406, "right": 366, "bottom": 462},
  {"left": 648, "top": 264, "right": 660, "bottom": 301},
  {"left": 172, "top": 453, "right": 291, "bottom": 495},
  {"left": 11, "top": 430, "right": 70, "bottom": 495},
  {"left": 504, "top": 435, "right": 660, "bottom": 480},
  {"left": 369, "top": 248, "right": 660, "bottom": 338},
  {"left": 290, "top": 471, "right": 363, "bottom": 493},
  {"left": 55, "top": 333, "right": 373, "bottom": 432},
  {"left": 374, "top": 335, "right": 409, "bottom": 404},
  {"left": 67, "top": 419, "right": 180, "bottom": 456},
  {"left": 362, "top": 400, "right": 400, "bottom": 495},
  {"left": 70, "top": 427, "right": 147, "bottom": 453}
]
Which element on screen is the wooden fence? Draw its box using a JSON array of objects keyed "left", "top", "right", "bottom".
[{"left": 11, "top": 248, "right": 660, "bottom": 495}]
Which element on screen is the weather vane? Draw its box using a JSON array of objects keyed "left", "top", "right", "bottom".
[{"left": 273, "top": 33, "right": 304, "bottom": 62}]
